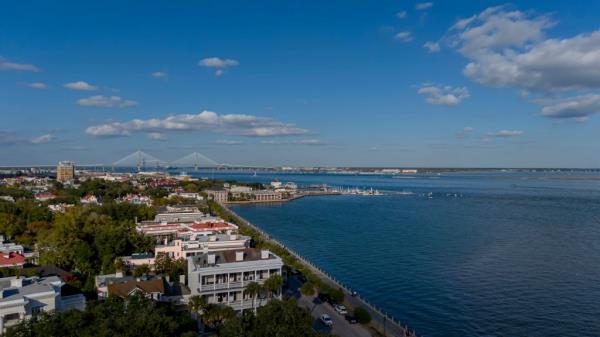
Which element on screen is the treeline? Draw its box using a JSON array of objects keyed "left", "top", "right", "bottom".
[
  {"left": 35, "top": 205, "right": 155, "bottom": 291},
  {"left": 5, "top": 294, "right": 197, "bottom": 337}
]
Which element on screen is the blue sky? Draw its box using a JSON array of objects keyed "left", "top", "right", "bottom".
[{"left": 2, "top": 0, "right": 600, "bottom": 167}]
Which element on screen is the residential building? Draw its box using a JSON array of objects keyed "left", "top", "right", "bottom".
[
  {"left": 205, "top": 189, "right": 228, "bottom": 203},
  {"left": 80, "top": 195, "right": 101, "bottom": 205},
  {"left": 119, "top": 194, "right": 152, "bottom": 206},
  {"left": 136, "top": 219, "right": 238, "bottom": 242},
  {"left": 187, "top": 249, "right": 283, "bottom": 312},
  {"left": 95, "top": 273, "right": 189, "bottom": 305},
  {"left": 48, "top": 203, "right": 75, "bottom": 213},
  {"left": 0, "top": 196, "right": 14, "bottom": 203},
  {"left": 168, "top": 192, "right": 204, "bottom": 201},
  {"left": 0, "top": 236, "right": 35, "bottom": 266},
  {"left": 154, "top": 233, "right": 250, "bottom": 260},
  {"left": 107, "top": 278, "right": 165, "bottom": 301},
  {"left": 34, "top": 192, "right": 56, "bottom": 202},
  {"left": 56, "top": 161, "right": 75, "bottom": 182},
  {"left": 0, "top": 276, "right": 85, "bottom": 331}
]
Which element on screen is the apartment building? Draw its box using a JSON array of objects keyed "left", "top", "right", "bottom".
[
  {"left": 187, "top": 249, "right": 283, "bottom": 312},
  {"left": 56, "top": 161, "right": 75, "bottom": 182}
]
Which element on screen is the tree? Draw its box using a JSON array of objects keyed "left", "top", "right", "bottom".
[
  {"left": 154, "top": 253, "right": 172, "bottom": 276},
  {"left": 5, "top": 293, "right": 196, "bottom": 337},
  {"left": 300, "top": 282, "right": 315, "bottom": 296},
  {"left": 354, "top": 306, "right": 372, "bottom": 324},
  {"left": 330, "top": 287, "right": 345, "bottom": 303},
  {"left": 188, "top": 295, "right": 207, "bottom": 320},
  {"left": 251, "top": 299, "right": 314, "bottom": 337},
  {"left": 113, "top": 257, "right": 126, "bottom": 274},
  {"left": 244, "top": 282, "right": 262, "bottom": 311},
  {"left": 218, "top": 310, "right": 255, "bottom": 337},
  {"left": 133, "top": 264, "right": 150, "bottom": 277},
  {"left": 263, "top": 274, "right": 283, "bottom": 298}
]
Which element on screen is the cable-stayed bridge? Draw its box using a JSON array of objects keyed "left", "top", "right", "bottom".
[
  {"left": 0, "top": 150, "right": 275, "bottom": 170},
  {"left": 110, "top": 150, "right": 272, "bottom": 171}
]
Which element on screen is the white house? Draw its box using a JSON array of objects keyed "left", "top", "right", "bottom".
[{"left": 0, "top": 276, "right": 85, "bottom": 332}]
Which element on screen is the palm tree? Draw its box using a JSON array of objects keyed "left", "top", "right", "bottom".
[
  {"left": 263, "top": 274, "right": 283, "bottom": 299},
  {"left": 244, "top": 281, "right": 262, "bottom": 312},
  {"left": 188, "top": 295, "right": 207, "bottom": 320}
]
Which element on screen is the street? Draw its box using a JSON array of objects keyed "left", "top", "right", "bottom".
[{"left": 287, "top": 274, "right": 372, "bottom": 337}]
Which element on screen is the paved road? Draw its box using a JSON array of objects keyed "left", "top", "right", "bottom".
[{"left": 288, "top": 275, "right": 372, "bottom": 337}]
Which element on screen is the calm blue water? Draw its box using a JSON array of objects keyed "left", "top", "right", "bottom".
[{"left": 205, "top": 171, "right": 600, "bottom": 337}]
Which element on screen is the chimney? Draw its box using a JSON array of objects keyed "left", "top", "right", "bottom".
[
  {"left": 235, "top": 251, "right": 244, "bottom": 262},
  {"left": 207, "top": 254, "right": 216, "bottom": 265},
  {"left": 261, "top": 250, "right": 269, "bottom": 259},
  {"left": 230, "top": 234, "right": 237, "bottom": 240},
  {"left": 115, "top": 271, "right": 123, "bottom": 278},
  {"left": 209, "top": 236, "right": 217, "bottom": 242}
]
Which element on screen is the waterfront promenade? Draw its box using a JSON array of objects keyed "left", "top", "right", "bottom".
[{"left": 221, "top": 203, "right": 418, "bottom": 337}]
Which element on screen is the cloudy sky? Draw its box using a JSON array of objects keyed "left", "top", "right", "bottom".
[{"left": 1, "top": 0, "right": 600, "bottom": 167}]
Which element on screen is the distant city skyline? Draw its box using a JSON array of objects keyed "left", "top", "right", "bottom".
[{"left": 2, "top": 1, "right": 600, "bottom": 167}]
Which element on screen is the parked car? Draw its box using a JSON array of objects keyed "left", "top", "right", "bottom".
[
  {"left": 333, "top": 304, "right": 348, "bottom": 315},
  {"left": 320, "top": 314, "right": 333, "bottom": 327},
  {"left": 345, "top": 314, "right": 358, "bottom": 324}
]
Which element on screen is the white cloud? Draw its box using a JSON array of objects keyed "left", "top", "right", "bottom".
[
  {"left": 199, "top": 57, "right": 239, "bottom": 76},
  {"left": 394, "top": 31, "right": 413, "bottom": 42},
  {"left": 445, "top": 6, "right": 600, "bottom": 120},
  {"left": 148, "top": 132, "right": 167, "bottom": 141},
  {"left": 488, "top": 130, "right": 523, "bottom": 137},
  {"left": 27, "top": 82, "right": 47, "bottom": 89},
  {"left": 77, "top": 95, "right": 138, "bottom": 108},
  {"left": 423, "top": 41, "right": 440, "bottom": 53},
  {"left": 396, "top": 11, "right": 407, "bottom": 19},
  {"left": 539, "top": 94, "right": 600, "bottom": 119},
  {"left": 0, "top": 57, "right": 39, "bottom": 72},
  {"left": 151, "top": 71, "right": 167, "bottom": 78},
  {"left": 64, "top": 81, "right": 98, "bottom": 91},
  {"left": 416, "top": 2, "right": 433, "bottom": 10},
  {"left": 30, "top": 134, "right": 55, "bottom": 144},
  {"left": 215, "top": 140, "right": 243, "bottom": 145},
  {"left": 0, "top": 131, "right": 55, "bottom": 145},
  {"left": 86, "top": 110, "right": 313, "bottom": 138},
  {"left": 417, "top": 85, "right": 470, "bottom": 106}
]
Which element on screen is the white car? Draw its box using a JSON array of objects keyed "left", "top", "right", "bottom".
[
  {"left": 333, "top": 304, "right": 348, "bottom": 315},
  {"left": 320, "top": 314, "right": 333, "bottom": 327}
]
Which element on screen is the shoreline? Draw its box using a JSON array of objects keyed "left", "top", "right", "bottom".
[
  {"left": 219, "top": 202, "right": 418, "bottom": 337},
  {"left": 225, "top": 191, "right": 343, "bottom": 205}
]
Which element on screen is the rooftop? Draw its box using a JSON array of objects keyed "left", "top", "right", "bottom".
[
  {"left": 190, "top": 248, "right": 280, "bottom": 270},
  {"left": 107, "top": 278, "right": 165, "bottom": 297}
]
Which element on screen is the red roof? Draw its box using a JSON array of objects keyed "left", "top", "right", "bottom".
[
  {"left": 0, "top": 252, "right": 25, "bottom": 267},
  {"left": 189, "top": 222, "right": 234, "bottom": 231}
]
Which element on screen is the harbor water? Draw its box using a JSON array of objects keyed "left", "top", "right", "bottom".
[{"left": 197, "top": 171, "right": 600, "bottom": 337}]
